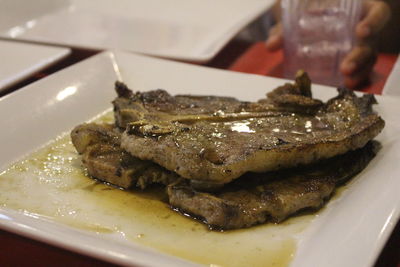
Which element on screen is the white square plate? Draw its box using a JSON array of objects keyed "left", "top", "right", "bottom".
[
  {"left": 0, "top": 0, "right": 274, "bottom": 63},
  {"left": 0, "top": 51, "right": 399, "bottom": 267},
  {"left": 0, "top": 39, "right": 70, "bottom": 91}
]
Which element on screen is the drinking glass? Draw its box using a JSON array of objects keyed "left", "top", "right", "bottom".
[{"left": 281, "top": 0, "right": 364, "bottom": 86}]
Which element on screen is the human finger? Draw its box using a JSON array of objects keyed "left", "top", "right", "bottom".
[
  {"left": 340, "top": 44, "right": 376, "bottom": 75},
  {"left": 356, "top": 0, "right": 391, "bottom": 39},
  {"left": 265, "top": 23, "right": 283, "bottom": 51},
  {"left": 343, "top": 55, "right": 376, "bottom": 89}
]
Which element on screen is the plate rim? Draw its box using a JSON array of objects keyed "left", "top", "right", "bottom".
[{"left": 0, "top": 39, "right": 71, "bottom": 91}]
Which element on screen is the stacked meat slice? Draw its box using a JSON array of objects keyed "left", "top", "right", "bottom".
[{"left": 71, "top": 71, "right": 384, "bottom": 230}]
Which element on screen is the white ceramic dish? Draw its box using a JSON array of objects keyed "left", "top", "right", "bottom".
[
  {"left": 0, "top": 51, "right": 399, "bottom": 267},
  {"left": 0, "top": 39, "right": 70, "bottom": 91},
  {"left": 0, "top": 0, "right": 274, "bottom": 63},
  {"left": 382, "top": 56, "right": 400, "bottom": 96}
]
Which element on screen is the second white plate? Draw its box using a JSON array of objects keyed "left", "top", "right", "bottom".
[{"left": 0, "top": 0, "right": 274, "bottom": 63}]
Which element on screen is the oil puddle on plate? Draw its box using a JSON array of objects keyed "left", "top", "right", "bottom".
[{"left": 0, "top": 111, "right": 315, "bottom": 267}]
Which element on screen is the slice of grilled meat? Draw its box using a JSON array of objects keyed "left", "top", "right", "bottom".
[
  {"left": 117, "top": 72, "right": 384, "bottom": 188},
  {"left": 71, "top": 123, "right": 179, "bottom": 189},
  {"left": 168, "top": 141, "right": 379, "bottom": 230}
]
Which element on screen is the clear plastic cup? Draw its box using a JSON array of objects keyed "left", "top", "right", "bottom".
[{"left": 281, "top": 0, "right": 363, "bottom": 87}]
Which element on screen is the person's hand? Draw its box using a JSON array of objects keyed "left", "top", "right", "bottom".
[
  {"left": 265, "top": 0, "right": 391, "bottom": 89},
  {"left": 340, "top": 1, "right": 390, "bottom": 88}
]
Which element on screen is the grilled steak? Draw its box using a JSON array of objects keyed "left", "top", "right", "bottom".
[
  {"left": 70, "top": 71, "right": 385, "bottom": 230},
  {"left": 71, "top": 123, "right": 179, "bottom": 189},
  {"left": 168, "top": 141, "right": 379, "bottom": 230},
  {"left": 117, "top": 72, "right": 384, "bottom": 188}
]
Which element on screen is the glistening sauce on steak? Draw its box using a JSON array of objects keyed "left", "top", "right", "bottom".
[{"left": 0, "top": 112, "right": 313, "bottom": 267}]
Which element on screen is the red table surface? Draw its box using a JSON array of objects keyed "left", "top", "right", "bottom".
[
  {"left": 0, "top": 42, "right": 399, "bottom": 267},
  {"left": 229, "top": 42, "right": 399, "bottom": 95}
]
